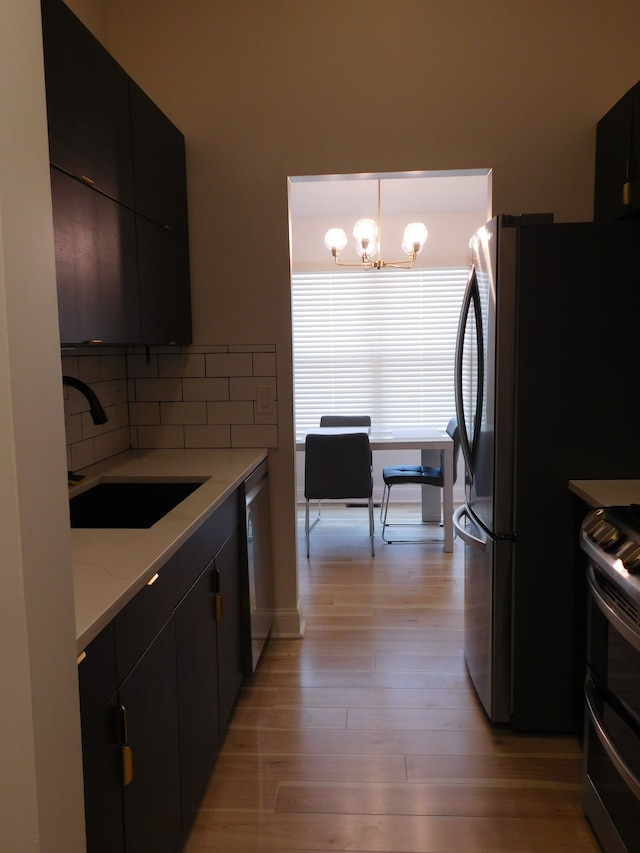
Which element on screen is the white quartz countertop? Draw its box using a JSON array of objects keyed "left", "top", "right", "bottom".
[
  {"left": 70, "top": 448, "right": 267, "bottom": 652},
  {"left": 569, "top": 479, "right": 640, "bottom": 509}
]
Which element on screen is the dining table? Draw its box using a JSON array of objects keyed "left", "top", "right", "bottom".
[{"left": 296, "top": 426, "right": 454, "bottom": 552}]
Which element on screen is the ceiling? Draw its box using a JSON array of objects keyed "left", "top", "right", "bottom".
[{"left": 288, "top": 169, "right": 492, "bottom": 218}]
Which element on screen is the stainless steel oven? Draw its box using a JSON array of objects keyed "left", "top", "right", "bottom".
[{"left": 581, "top": 506, "right": 640, "bottom": 853}]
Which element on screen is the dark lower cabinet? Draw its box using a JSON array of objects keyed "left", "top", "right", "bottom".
[
  {"left": 78, "top": 489, "right": 245, "bottom": 852},
  {"left": 81, "top": 696, "right": 125, "bottom": 853},
  {"left": 120, "top": 622, "right": 182, "bottom": 853},
  {"left": 175, "top": 559, "right": 220, "bottom": 838},
  {"left": 216, "top": 528, "right": 244, "bottom": 734}
]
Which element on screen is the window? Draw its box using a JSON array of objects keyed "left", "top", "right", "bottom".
[{"left": 292, "top": 266, "right": 468, "bottom": 431}]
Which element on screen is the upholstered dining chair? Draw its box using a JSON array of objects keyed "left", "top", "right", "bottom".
[
  {"left": 304, "top": 431, "right": 375, "bottom": 557},
  {"left": 379, "top": 418, "right": 460, "bottom": 543},
  {"left": 319, "top": 415, "right": 371, "bottom": 428}
]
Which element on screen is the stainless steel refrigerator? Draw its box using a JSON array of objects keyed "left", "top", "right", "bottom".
[{"left": 453, "top": 213, "right": 640, "bottom": 732}]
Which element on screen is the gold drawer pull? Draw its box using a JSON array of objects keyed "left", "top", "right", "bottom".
[{"left": 121, "top": 745, "right": 134, "bottom": 786}]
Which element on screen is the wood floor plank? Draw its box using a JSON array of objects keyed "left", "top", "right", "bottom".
[
  {"left": 184, "top": 506, "right": 598, "bottom": 852},
  {"left": 274, "top": 780, "right": 585, "bottom": 818}
]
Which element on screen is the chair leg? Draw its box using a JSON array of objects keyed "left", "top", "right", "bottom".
[
  {"left": 380, "top": 482, "right": 392, "bottom": 543},
  {"left": 381, "top": 485, "right": 445, "bottom": 544},
  {"left": 368, "top": 495, "right": 375, "bottom": 557},
  {"left": 305, "top": 498, "right": 322, "bottom": 558}
]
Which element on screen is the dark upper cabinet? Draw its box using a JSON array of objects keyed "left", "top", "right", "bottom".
[
  {"left": 41, "top": 0, "right": 192, "bottom": 345},
  {"left": 594, "top": 82, "right": 640, "bottom": 221},
  {"left": 51, "top": 167, "right": 140, "bottom": 345},
  {"left": 130, "top": 82, "right": 189, "bottom": 239},
  {"left": 41, "top": 0, "right": 134, "bottom": 206},
  {"left": 137, "top": 217, "right": 192, "bottom": 345}
]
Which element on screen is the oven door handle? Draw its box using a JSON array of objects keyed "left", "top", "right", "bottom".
[
  {"left": 585, "top": 676, "right": 640, "bottom": 801},
  {"left": 587, "top": 564, "right": 640, "bottom": 654}
]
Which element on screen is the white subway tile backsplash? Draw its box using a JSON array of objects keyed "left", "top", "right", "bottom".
[
  {"left": 184, "top": 424, "right": 231, "bottom": 448},
  {"left": 207, "top": 400, "right": 254, "bottom": 424},
  {"left": 252, "top": 352, "right": 276, "bottom": 376},
  {"left": 182, "top": 377, "right": 228, "bottom": 402},
  {"left": 137, "top": 425, "right": 185, "bottom": 448},
  {"left": 63, "top": 343, "right": 278, "bottom": 466},
  {"left": 134, "top": 377, "right": 183, "bottom": 402},
  {"left": 158, "top": 353, "right": 205, "bottom": 377},
  {"left": 231, "top": 424, "right": 278, "bottom": 447},
  {"left": 205, "top": 352, "right": 253, "bottom": 376},
  {"left": 128, "top": 402, "right": 160, "bottom": 424},
  {"left": 160, "top": 401, "right": 207, "bottom": 425}
]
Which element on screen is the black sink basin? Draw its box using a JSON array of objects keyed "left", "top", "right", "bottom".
[{"left": 69, "top": 481, "right": 204, "bottom": 528}]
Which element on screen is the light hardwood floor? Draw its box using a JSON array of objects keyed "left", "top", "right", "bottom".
[{"left": 185, "top": 505, "right": 600, "bottom": 852}]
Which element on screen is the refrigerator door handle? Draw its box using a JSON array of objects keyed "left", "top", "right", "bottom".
[
  {"left": 453, "top": 504, "right": 487, "bottom": 551},
  {"left": 455, "top": 265, "right": 484, "bottom": 480}
]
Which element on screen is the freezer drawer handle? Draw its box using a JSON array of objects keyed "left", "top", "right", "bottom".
[{"left": 453, "top": 505, "right": 487, "bottom": 551}]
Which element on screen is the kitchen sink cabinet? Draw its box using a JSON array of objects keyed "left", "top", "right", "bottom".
[
  {"left": 174, "top": 495, "right": 242, "bottom": 839},
  {"left": 594, "top": 81, "right": 640, "bottom": 221},
  {"left": 77, "top": 489, "right": 245, "bottom": 852},
  {"left": 77, "top": 623, "right": 125, "bottom": 853},
  {"left": 119, "top": 621, "right": 182, "bottom": 853},
  {"left": 41, "top": 0, "right": 192, "bottom": 346}
]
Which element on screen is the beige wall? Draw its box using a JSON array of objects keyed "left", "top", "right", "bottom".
[
  {"left": 1, "top": 1, "right": 639, "bottom": 846},
  {"left": 64, "top": 0, "right": 640, "bottom": 635},
  {"left": 61, "top": 0, "right": 640, "bottom": 630},
  {"left": 1, "top": 0, "right": 86, "bottom": 848}
]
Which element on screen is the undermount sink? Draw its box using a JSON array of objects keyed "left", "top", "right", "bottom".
[{"left": 69, "top": 480, "right": 205, "bottom": 528}]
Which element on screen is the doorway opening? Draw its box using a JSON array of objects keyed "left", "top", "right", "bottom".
[{"left": 288, "top": 168, "right": 492, "bottom": 509}]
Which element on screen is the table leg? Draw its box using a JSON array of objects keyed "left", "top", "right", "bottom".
[{"left": 443, "top": 442, "right": 454, "bottom": 552}]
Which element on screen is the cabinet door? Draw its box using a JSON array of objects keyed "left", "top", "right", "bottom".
[
  {"left": 41, "top": 0, "right": 134, "bottom": 206},
  {"left": 594, "top": 86, "right": 635, "bottom": 221},
  {"left": 119, "top": 621, "right": 182, "bottom": 853},
  {"left": 216, "top": 527, "right": 244, "bottom": 734},
  {"left": 136, "top": 217, "right": 192, "bottom": 345},
  {"left": 81, "top": 695, "right": 125, "bottom": 853},
  {"left": 51, "top": 167, "right": 140, "bottom": 345},
  {"left": 174, "top": 559, "right": 220, "bottom": 838},
  {"left": 130, "top": 81, "right": 189, "bottom": 239}
]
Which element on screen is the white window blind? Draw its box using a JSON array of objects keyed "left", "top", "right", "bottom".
[{"left": 292, "top": 267, "right": 468, "bottom": 432}]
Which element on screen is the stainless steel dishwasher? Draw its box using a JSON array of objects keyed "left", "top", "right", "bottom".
[{"left": 241, "top": 460, "right": 274, "bottom": 671}]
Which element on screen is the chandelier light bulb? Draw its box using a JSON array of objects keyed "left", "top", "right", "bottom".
[
  {"left": 356, "top": 237, "right": 378, "bottom": 259},
  {"left": 401, "top": 222, "right": 428, "bottom": 256},
  {"left": 324, "top": 228, "right": 348, "bottom": 253},
  {"left": 353, "top": 218, "right": 378, "bottom": 245}
]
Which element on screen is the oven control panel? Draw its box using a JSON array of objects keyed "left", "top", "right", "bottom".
[{"left": 583, "top": 507, "right": 640, "bottom": 574}]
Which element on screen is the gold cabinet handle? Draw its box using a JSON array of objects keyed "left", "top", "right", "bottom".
[
  {"left": 76, "top": 650, "right": 87, "bottom": 666},
  {"left": 119, "top": 705, "right": 133, "bottom": 785},
  {"left": 121, "top": 745, "right": 134, "bottom": 786},
  {"left": 80, "top": 175, "right": 95, "bottom": 186},
  {"left": 146, "top": 572, "right": 160, "bottom": 586}
]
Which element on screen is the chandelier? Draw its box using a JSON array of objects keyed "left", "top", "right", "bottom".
[{"left": 324, "top": 179, "right": 428, "bottom": 270}]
